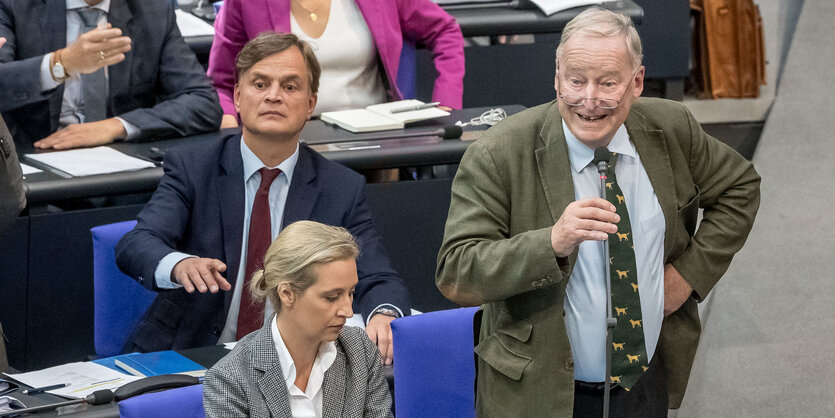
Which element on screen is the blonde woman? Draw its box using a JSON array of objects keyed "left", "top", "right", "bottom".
[{"left": 204, "top": 221, "right": 392, "bottom": 417}]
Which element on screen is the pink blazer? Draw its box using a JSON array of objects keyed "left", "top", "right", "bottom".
[{"left": 208, "top": 0, "right": 465, "bottom": 115}]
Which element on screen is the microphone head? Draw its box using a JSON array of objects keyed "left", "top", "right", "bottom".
[
  {"left": 438, "top": 125, "right": 463, "bottom": 139},
  {"left": 593, "top": 147, "right": 611, "bottom": 166},
  {"left": 85, "top": 389, "right": 115, "bottom": 405}
]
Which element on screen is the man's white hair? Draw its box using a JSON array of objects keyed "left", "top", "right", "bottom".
[{"left": 555, "top": 7, "right": 643, "bottom": 71}]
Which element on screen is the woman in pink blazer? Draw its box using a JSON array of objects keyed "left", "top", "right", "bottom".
[{"left": 208, "top": 0, "right": 465, "bottom": 126}]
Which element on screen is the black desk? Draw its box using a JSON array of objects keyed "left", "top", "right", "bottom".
[
  {"left": 450, "top": 1, "right": 641, "bottom": 36},
  {"left": 1, "top": 106, "right": 522, "bottom": 372},
  {"left": 3, "top": 344, "right": 394, "bottom": 417}
]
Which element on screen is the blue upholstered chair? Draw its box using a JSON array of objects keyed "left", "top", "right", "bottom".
[
  {"left": 396, "top": 41, "right": 417, "bottom": 100},
  {"left": 118, "top": 383, "right": 205, "bottom": 418},
  {"left": 91, "top": 220, "right": 156, "bottom": 358},
  {"left": 391, "top": 307, "right": 479, "bottom": 418}
]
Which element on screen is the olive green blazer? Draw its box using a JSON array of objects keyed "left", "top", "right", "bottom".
[{"left": 436, "top": 98, "right": 760, "bottom": 416}]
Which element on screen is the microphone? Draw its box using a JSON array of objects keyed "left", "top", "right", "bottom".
[
  {"left": 593, "top": 147, "right": 612, "bottom": 176},
  {"left": 369, "top": 125, "right": 463, "bottom": 140},
  {"left": 0, "top": 389, "right": 115, "bottom": 416}
]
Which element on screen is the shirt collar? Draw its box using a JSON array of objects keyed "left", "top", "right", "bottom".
[
  {"left": 66, "top": 0, "right": 110, "bottom": 13},
  {"left": 240, "top": 137, "right": 299, "bottom": 185},
  {"left": 563, "top": 121, "right": 634, "bottom": 174},
  {"left": 271, "top": 318, "right": 337, "bottom": 384}
]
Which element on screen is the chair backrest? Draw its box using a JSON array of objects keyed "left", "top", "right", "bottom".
[
  {"left": 118, "top": 383, "right": 205, "bottom": 418},
  {"left": 91, "top": 220, "right": 156, "bottom": 358},
  {"left": 391, "top": 307, "right": 478, "bottom": 418},
  {"left": 396, "top": 41, "right": 417, "bottom": 100}
]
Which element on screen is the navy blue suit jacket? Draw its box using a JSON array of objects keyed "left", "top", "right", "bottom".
[
  {"left": 115, "top": 134, "right": 411, "bottom": 352},
  {"left": 0, "top": 0, "right": 222, "bottom": 146}
]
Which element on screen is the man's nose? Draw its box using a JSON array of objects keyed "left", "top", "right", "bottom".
[
  {"left": 582, "top": 85, "right": 600, "bottom": 110},
  {"left": 264, "top": 84, "right": 283, "bottom": 102}
]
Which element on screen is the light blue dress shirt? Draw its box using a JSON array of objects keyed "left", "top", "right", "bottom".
[
  {"left": 561, "top": 121, "right": 666, "bottom": 382},
  {"left": 38, "top": 0, "right": 139, "bottom": 139},
  {"left": 154, "top": 138, "right": 299, "bottom": 343}
]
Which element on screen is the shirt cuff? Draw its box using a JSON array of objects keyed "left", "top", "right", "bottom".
[
  {"left": 366, "top": 303, "right": 404, "bottom": 325},
  {"left": 114, "top": 117, "right": 139, "bottom": 141},
  {"left": 154, "top": 252, "right": 194, "bottom": 289},
  {"left": 40, "top": 53, "right": 61, "bottom": 92}
]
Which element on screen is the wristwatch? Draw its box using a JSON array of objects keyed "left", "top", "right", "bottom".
[
  {"left": 372, "top": 307, "right": 400, "bottom": 318},
  {"left": 50, "top": 50, "right": 69, "bottom": 82}
]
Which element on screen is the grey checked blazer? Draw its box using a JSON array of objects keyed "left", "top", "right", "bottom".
[{"left": 203, "top": 321, "right": 393, "bottom": 418}]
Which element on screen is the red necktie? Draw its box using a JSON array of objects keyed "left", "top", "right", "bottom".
[{"left": 236, "top": 167, "right": 281, "bottom": 339}]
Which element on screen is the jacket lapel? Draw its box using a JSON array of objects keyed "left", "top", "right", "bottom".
[
  {"left": 217, "top": 135, "right": 246, "bottom": 311},
  {"left": 282, "top": 145, "right": 320, "bottom": 229},
  {"left": 321, "top": 344, "right": 347, "bottom": 417},
  {"left": 535, "top": 104, "right": 579, "bottom": 264},
  {"left": 106, "top": 0, "right": 132, "bottom": 117},
  {"left": 42, "top": 0, "right": 66, "bottom": 52},
  {"left": 625, "top": 108, "right": 677, "bottom": 258},
  {"left": 43, "top": 0, "right": 67, "bottom": 133},
  {"left": 251, "top": 321, "right": 293, "bottom": 417}
]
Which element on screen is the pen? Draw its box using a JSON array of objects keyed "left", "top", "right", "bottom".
[
  {"left": 22, "top": 383, "right": 70, "bottom": 395},
  {"left": 389, "top": 102, "right": 441, "bottom": 114}
]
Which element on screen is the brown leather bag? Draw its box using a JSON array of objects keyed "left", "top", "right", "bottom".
[{"left": 691, "top": 0, "right": 766, "bottom": 98}]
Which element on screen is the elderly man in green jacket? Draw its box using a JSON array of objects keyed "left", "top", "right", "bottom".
[{"left": 436, "top": 8, "right": 760, "bottom": 417}]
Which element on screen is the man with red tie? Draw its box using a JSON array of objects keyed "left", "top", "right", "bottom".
[{"left": 115, "top": 32, "right": 410, "bottom": 364}]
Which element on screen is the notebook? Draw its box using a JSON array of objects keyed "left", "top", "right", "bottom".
[
  {"left": 320, "top": 100, "right": 450, "bottom": 133},
  {"left": 109, "top": 351, "right": 206, "bottom": 378}
]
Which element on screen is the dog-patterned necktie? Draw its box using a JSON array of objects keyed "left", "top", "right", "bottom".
[{"left": 607, "top": 152, "right": 649, "bottom": 390}]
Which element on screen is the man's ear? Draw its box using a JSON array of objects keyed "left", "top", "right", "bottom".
[
  {"left": 307, "top": 92, "right": 317, "bottom": 120},
  {"left": 233, "top": 83, "right": 241, "bottom": 114},
  {"left": 632, "top": 66, "right": 645, "bottom": 98}
]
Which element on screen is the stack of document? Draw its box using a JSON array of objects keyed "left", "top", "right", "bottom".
[
  {"left": 526, "top": 0, "right": 605, "bottom": 16},
  {"left": 26, "top": 146, "right": 156, "bottom": 177},
  {"left": 5, "top": 362, "right": 141, "bottom": 399},
  {"left": 320, "top": 100, "right": 450, "bottom": 133}
]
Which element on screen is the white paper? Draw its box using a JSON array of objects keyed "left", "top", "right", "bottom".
[
  {"left": 175, "top": 9, "right": 215, "bottom": 37},
  {"left": 526, "top": 0, "right": 604, "bottom": 16},
  {"left": 6, "top": 362, "right": 141, "bottom": 399},
  {"left": 19, "top": 163, "right": 42, "bottom": 175},
  {"left": 26, "top": 147, "right": 155, "bottom": 177}
]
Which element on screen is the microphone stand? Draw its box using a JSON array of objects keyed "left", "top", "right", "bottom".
[{"left": 596, "top": 152, "right": 617, "bottom": 418}]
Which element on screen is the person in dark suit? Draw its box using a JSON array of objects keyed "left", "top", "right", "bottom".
[
  {"left": 116, "top": 32, "right": 410, "bottom": 364},
  {"left": 204, "top": 221, "right": 392, "bottom": 417},
  {"left": 0, "top": 0, "right": 221, "bottom": 149},
  {"left": 0, "top": 38, "right": 25, "bottom": 237},
  {"left": 435, "top": 8, "right": 760, "bottom": 417}
]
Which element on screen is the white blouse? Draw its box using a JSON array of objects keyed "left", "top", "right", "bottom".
[
  {"left": 291, "top": 0, "right": 388, "bottom": 115},
  {"left": 272, "top": 319, "right": 337, "bottom": 418}
]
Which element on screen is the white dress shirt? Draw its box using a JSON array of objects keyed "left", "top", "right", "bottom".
[
  {"left": 38, "top": 0, "right": 139, "bottom": 138},
  {"left": 291, "top": 0, "right": 387, "bottom": 115},
  {"left": 154, "top": 138, "right": 299, "bottom": 343},
  {"left": 271, "top": 318, "right": 337, "bottom": 418},
  {"left": 561, "top": 121, "right": 666, "bottom": 382}
]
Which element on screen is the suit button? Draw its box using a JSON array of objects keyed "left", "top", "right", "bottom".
[
  {"left": 565, "top": 360, "right": 574, "bottom": 371},
  {"left": 138, "top": 276, "right": 144, "bottom": 284},
  {"left": 213, "top": 327, "right": 221, "bottom": 336}
]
